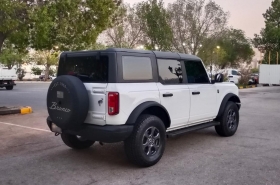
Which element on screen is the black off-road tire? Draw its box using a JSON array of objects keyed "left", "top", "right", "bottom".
[
  {"left": 215, "top": 101, "right": 239, "bottom": 137},
  {"left": 6, "top": 86, "right": 13, "bottom": 90},
  {"left": 124, "top": 114, "right": 166, "bottom": 167},
  {"left": 61, "top": 133, "right": 95, "bottom": 149}
]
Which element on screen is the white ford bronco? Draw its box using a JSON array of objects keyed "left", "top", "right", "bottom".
[{"left": 46, "top": 48, "right": 241, "bottom": 167}]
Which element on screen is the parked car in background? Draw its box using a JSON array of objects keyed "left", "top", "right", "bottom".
[
  {"left": 248, "top": 73, "right": 259, "bottom": 85},
  {"left": 39, "top": 75, "right": 56, "bottom": 81},
  {"left": 227, "top": 69, "right": 241, "bottom": 84},
  {"left": 0, "top": 65, "right": 17, "bottom": 90},
  {"left": 50, "top": 74, "right": 56, "bottom": 80}
]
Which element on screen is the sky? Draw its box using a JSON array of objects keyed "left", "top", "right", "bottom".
[{"left": 124, "top": 0, "right": 273, "bottom": 39}]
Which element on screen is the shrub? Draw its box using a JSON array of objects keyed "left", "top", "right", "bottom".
[
  {"left": 238, "top": 66, "right": 252, "bottom": 86},
  {"left": 31, "top": 67, "right": 43, "bottom": 75},
  {"left": 251, "top": 68, "right": 259, "bottom": 73}
]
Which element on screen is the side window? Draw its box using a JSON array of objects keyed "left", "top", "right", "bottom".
[
  {"left": 157, "top": 59, "right": 183, "bottom": 84},
  {"left": 122, "top": 56, "right": 153, "bottom": 80},
  {"left": 232, "top": 70, "right": 238, "bottom": 75},
  {"left": 184, "top": 60, "right": 209, "bottom": 84}
]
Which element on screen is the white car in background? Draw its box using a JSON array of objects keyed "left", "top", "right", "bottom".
[
  {"left": 50, "top": 75, "right": 56, "bottom": 80},
  {"left": 207, "top": 69, "right": 241, "bottom": 84},
  {"left": 226, "top": 69, "right": 241, "bottom": 84}
]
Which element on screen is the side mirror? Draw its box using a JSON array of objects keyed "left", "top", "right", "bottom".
[
  {"left": 168, "top": 66, "right": 173, "bottom": 73},
  {"left": 214, "top": 73, "right": 224, "bottom": 83}
]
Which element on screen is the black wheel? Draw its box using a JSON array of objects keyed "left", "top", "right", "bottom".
[
  {"left": 124, "top": 114, "right": 166, "bottom": 167},
  {"left": 61, "top": 133, "right": 95, "bottom": 149},
  {"left": 215, "top": 101, "right": 239, "bottom": 137},
  {"left": 6, "top": 86, "right": 13, "bottom": 90}
]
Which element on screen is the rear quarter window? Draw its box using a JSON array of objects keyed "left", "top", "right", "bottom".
[{"left": 122, "top": 56, "right": 153, "bottom": 80}]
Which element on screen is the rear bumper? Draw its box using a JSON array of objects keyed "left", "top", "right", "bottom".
[
  {"left": 47, "top": 116, "right": 133, "bottom": 143},
  {"left": 0, "top": 80, "right": 16, "bottom": 87}
]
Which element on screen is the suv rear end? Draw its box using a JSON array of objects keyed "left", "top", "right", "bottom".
[{"left": 46, "top": 50, "right": 135, "bottom": 143}]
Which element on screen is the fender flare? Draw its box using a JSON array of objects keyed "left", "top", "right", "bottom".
[
  {"left": 125, "top": 101, "right": 171, "bottom": 126},
  {"left": 216, "top": 93, "right": 241, "bottom": 119}
]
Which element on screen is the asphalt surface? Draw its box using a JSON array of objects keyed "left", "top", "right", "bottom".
[
  {"left": 0, "top": 83, "right": 50, "bottom": 112},
  {"left": 0, "top": 84, "right": 280, "bottom": 185}
]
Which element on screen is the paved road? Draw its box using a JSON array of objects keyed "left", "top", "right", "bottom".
[
  {"left": 0, "top": 83, "right": 50, "bottom": 112},
  {"left": 0, "top": 84, "right": 280, "bottom": 185}
]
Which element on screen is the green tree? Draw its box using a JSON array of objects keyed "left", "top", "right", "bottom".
[
  {"left": 168, "top": 0, "right": 228, "bottom": 54},
  {"left": 30, "top": 50, "right": 59, "bottom": 81},
  {"left": 0, "top": 0, "right": 121, "bottom": 52},
  {"left": 31, "top": 67, "right": 43, "bottom": 75},
  {"left": 87, "top": 42, "right": 108, "bottom": 50},
  {"left": 0, "top": 0, "right": 37, "bottom": 52},
  {"left": 253, "top": 0, "right": 280, "bottom": 64},
  {"left": 137, "top": 0, "right": 173, "bottom": 51},
  {"left": 0, "top": 42, "right": 27, "bottom": 69},
  {"left": 106, "top": 3, "right": 144, "bottom": 49},
  {"left": 30, "top": 0, "right": 121, "bottom": 51},
  {"left": 198, "top": 29, "right": 254, "bottom": 69}
]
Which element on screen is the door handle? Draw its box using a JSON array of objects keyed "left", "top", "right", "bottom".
[
  {"left": 163, "top": 93, "right": 173, "bottom": 97},
  {"left": 192, "top": 91, "right": 200, "bottom": 95}
]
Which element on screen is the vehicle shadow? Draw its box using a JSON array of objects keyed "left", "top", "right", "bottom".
[{"left": 39, "top": 128, "right": 220, "bottom": 169}]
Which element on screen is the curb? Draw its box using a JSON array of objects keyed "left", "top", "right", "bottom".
[
  {"left": 238, "top": 85, "right": 257, "bottom": 89},
  {"left": 15, "top": 81, "right": 51, "bottom": 84},
  {"left": 0, "top": 106, "right": 33, "bottom": 115}
]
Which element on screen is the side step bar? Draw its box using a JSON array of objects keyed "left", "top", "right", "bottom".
[{"left": 167, "top": 121, "right": 220, "bottom": 138}]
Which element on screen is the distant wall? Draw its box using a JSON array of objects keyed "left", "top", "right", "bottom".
[{"left": 21, "top": 64, "right": 57, "bottom": 79}]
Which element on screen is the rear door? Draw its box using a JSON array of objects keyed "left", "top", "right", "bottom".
[
  {"left": 156, "top": 58, "right": 191, "bottom": 129},
  {"left": 183, "top": 60, "right": 217, "bottom": 124},
  {"left": 58, "top": 52, "right": 112, "bottom": 125}
]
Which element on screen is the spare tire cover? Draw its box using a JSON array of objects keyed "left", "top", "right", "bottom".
[{"left": 47, "top": 75, "right": 89, "bottom": 129}]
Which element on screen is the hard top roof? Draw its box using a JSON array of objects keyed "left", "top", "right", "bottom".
[{"left": 61, "top": 48, "right": 201, "bottom": 60}]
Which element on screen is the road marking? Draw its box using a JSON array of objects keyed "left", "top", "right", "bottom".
[{"left": 0, "top": 121, "right": 51, "bottom": 132}]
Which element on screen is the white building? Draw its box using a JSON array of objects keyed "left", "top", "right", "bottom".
[{"left": 21, "top": 64, "right": 57, "bottom": 79}]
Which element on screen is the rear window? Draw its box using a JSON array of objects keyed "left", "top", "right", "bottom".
[
  {"left": 122, "top": 56, "right": 153, "bottom": 80},
  {"left": 57, "top": 55, "right": 108, "bottom": 83}
]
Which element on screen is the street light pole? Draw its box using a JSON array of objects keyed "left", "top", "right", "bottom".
[
  {"left": 277, "top": 51, "right": 279, "bottom": 64},
  {"left": 216, "top": 46, "right": 220, "bottom": 65}
]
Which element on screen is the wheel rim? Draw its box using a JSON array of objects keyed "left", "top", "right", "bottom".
[
  {"left": 76, "top": 135, "right": 87, "bottom": 141},
  {"left": 142, "top": 127, "right": 161, "bottom": 156},
  {"left": 227, "top": 109, "right": 237, "bottom": 130}
]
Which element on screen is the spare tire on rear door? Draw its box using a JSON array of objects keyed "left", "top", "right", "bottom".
[{"left": 47, "top": 75, "right": 89, "bottom": 130}]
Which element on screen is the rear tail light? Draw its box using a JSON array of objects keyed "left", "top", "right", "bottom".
[{"left": 108, "top": 92, "right": 119, "bottom": 115}]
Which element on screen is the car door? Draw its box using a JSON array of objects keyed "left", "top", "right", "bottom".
[
  {"left": 183, "top": 60, "right": 217, "bottom": 125},
  {"left": 156, "top": 58, "right": 191, "bottom": 129}
]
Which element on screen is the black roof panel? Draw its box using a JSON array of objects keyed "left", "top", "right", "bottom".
[
  {"left": 61, "top": 48, "right": 202, "bottom": 61},
  {"left": 153, "top": 51, "right": 180, "bottom": 59},
  {"left": 105, "top": 48, "right": 153, "bottom": 54}
]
